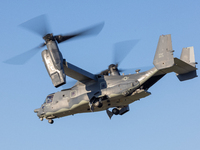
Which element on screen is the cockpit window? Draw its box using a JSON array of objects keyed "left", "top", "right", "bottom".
[{"left": 44, "top": 94, "right": 54, "bottom": 104}]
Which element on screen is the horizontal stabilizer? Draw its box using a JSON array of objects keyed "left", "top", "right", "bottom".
[
  {"left": 173, "top": 58, "right": 197, "bottom": 74},
  {"left": 177, "top": 70, "right": 197, "bottom": 81},
  {"left": 63, "top": 61, "right": 97, "bottom": 82},
  {"left": 154, "top": 58, "right": 197, "bottom": 78}
]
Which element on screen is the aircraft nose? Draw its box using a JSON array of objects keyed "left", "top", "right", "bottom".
[
  {"left": 35, "top": 109, "right": 45, "bottom": 121},
  {"left": 35, "top": 108, "right": 45, "bottom": 119},
  {"left": 34, "top": 108, "right": 39, "bottom": 113},
  {"left": 34, "top": 108, "right": 42, "bottom": 118}
]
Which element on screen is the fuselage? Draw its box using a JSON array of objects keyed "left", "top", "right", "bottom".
[{"left": 35, "top": 67, "right": 164, "bottom": 120}]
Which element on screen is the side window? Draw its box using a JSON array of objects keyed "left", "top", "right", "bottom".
[{"left": 46, "top": 95, "right": 54, "bottom": 103}]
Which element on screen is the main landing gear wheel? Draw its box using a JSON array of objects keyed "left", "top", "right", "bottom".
[
  {"left": 112, "top": 108, "right": 119, "bottom": 115},
  {"left": 94, "top": 101, "right": 103, "bottom": 108},
  {"left": 48, "top": 119, "right": 54, "bottom": 124}
]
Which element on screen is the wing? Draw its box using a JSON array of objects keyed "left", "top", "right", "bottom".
[{"left": 63, "top": 61, "right": 97, "bottom": 82}]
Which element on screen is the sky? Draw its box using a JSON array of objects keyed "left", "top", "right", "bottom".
[{"left": 0, "top": 0, "right": 200, "bottom": 150}]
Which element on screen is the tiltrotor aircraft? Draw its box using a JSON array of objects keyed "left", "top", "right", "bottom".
[{"left": 5, "top": 15, "right": 198, "bottom": 124}]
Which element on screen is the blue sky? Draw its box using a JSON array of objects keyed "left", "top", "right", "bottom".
[{"left": 0, "top": 0, "right": 200, "bottom": 150}]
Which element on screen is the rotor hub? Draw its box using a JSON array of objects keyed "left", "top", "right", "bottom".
[
  {"left": 109, "top": 64, "right": 118, "bottom": 70},
  {"left": 43, "top": 33, "right": 54, "bottom": 42}
]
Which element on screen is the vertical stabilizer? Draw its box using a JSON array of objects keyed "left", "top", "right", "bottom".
[
  {"left": 153, "top": 34, "right": 174, "bottom": 70},
  {"left": 180, "top": 46, "right": 196, "bottom": 67},
  {"left": 177, "top": 46, "right": 197, "bottom": 81}
]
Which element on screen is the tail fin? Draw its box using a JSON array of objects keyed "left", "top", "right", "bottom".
[
  {"left": 180, "top": 46, "right": 196, "bottom": 67},
  {"left": 176, "top": 46, "right": 197, "bottom": 81},
  {"left": 153, "top": 34, "right": 174, "bottom": 70},
  {"left": 153, "top": 34, "right": 197, "bottom": 81}
]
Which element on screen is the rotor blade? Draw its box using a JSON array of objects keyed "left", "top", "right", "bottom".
[
  {"left": 113, "top": 39, "right": 140, "bottom": 66},
  {"left": 55, "top": 22, "right": 104, "bottom": 43},
  {"left": 3, "top": 47, "right": 41, "bottom": 65},
  {"left": 99, "top": 69, "right": 109, "bottom": 75},
  {"left": 19, "top": 14, "right": 50, "bottom": 37}
]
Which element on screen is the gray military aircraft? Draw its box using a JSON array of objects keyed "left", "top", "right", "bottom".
[{"left": 4, "top": 15, "right": 198, "bottom": 124}]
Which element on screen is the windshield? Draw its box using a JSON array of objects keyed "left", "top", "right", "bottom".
[{"left": 43, "top": 94, "right": 54, "bottom": 104}]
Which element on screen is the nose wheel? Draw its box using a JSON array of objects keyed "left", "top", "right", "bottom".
[{"left": 48, "top": 119, "right": 54, "bottom": 124}]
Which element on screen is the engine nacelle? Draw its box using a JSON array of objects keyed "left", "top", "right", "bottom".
[{"left": 42, "top": 50, "right": 66, "bottom": 88}]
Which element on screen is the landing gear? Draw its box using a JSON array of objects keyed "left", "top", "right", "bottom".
[
  {"left": 90, "top": 97, "right": 103, "bottom": 111},
  {"left": 94, "top": 100, "right": 103, "bottom": 108},
  {"left": 112, "top": 108, "right": 119, "bottom": 115},
  {"left": 48, "top": 119, "right": 54, "bottom": 124}
]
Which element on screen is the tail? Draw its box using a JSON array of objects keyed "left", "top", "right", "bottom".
[{"left": 153, "top": 34, "right": 197, "bottom": 81}]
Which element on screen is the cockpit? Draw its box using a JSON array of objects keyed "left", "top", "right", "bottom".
[{"left": 43, "top": 94, "right": 54, "bottom": 104}]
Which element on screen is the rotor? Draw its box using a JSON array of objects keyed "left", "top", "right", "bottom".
[
  {"left": 100, "top": 39, "right": 140, "bottom": 76},
  {"left": 4, "top": 15, "right": 104, "bottom": 65}
]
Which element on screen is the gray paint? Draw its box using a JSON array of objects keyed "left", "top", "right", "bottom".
[
  {"left": 153, "top": 34, "right": 174, "bottom": 70},
  {"left": 35, "top": 34, "right": 198, "bottom": 124}
]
